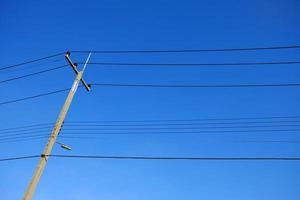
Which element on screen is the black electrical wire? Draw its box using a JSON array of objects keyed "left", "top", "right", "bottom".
[
  {"left": 82, "top": 61, "right": 300, "bottom": 67},
  {"left": 1, "top": 154, "right": 300, "bottom": 162},
  {"left": 0, "top": 88, "right": 70, "bottom": 106},
  {"left": 1, "top": 128, "right": 300, "bottom": 141},
  {"left": 1, "top": 79, "right": 299, "bottom": 106},
  {"left": 0, "top": 136, "right": 48, "bottom": 144},
  {"left": 0, "top": 133, "right": 50, "bottom": 141},
  {"left": 2, "top": 120, "right": 300, "bottom": 139},
  {"left": 71, "top": 45, "right": 300, "bottom": 54},
  {"left": 0, "top": 127, "right": 297, "bottom": 139},
  {"left": 92, "top": 83, "right": 300, "bottom": 88},
  {"left": 0, "top": 123, "right": 54, "bottom": 131},
  {"left": 49, "top": 154, "right": 300, "bottom": 161},
  {"left": 2, "top": 127, "right": 300, "bottom": 140},
  {"left": 0, "top": 52, "right": 65, "bottom": 71},
  {"left": 66, "top": 116, "right": 300, "bottom": 123},
  {"left": 2, "top": 117, "right": 300, "bottom": 136},
  {"left": 0, "top": 126, "right": 53, "bottom": 135},
  {"left": 60, "top": 129, "right": 300, "bottom": 135},
  {"left": 2, "top": 119, "right": 300, "bottom": 131},
  {"left": 0, "top": 155, "right": 40, "bottom": 162},
  {"left": 62, "top": 124, "right": 300, "bottom": 131},
  {"left": 0, "top": 130, "right": 51, "bottom": 137},
  {"left": 63, "top": 120, "right": 300, "bottom": 127},
  {"left": 2, "top": 123, "right": 300, "bottom": 137},
  {"left": 2, "top": 132, "right": 300, "bottom": 144},
  {"left": 0, "top": 65, "right": 68, "bottom": 84}
]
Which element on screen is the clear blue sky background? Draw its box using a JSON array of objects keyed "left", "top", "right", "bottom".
[{"left": 1, "top": 0, "right": 300, "bottom": 199}]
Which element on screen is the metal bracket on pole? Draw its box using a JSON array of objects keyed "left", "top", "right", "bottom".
[{"left": 65, "top": 52, "right": 91, "bottom": 91}]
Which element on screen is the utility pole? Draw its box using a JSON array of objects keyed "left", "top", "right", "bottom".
[{"left": 23, "top": 52, "right": 92, "bottom": 200}]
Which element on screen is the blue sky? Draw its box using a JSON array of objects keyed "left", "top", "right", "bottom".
[{"left": 1, "top": 0, "right": 300, "bottom": 199}]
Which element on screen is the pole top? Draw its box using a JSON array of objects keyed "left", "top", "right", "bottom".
[
  {"left": 65, "top": 51, "right": 91, "bottom": 91},
  {"left": 65, "top": 51, "right": 71, "bottom": 57}
]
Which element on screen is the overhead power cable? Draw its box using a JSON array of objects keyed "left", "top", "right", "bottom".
[
  {"left": 66, "top": 116, "right": 300, "bottom": 123},
  {"left": 0, "top": 136, "right": 48, "bottom": 144},
  {"left": 2, "top": 120, "right": 300, "bottom": 138},
  {"left": 60, "top": 129, "right": 300, "bottom": 135},
  {"left": 0, "top": 52, "right": 64, "bottom": 71},
  {"left": 2, "top": 122, "right": 300, "bottom": 137},
  {"left": 1, "top": 129, "right": 300, "bottom": 142},
  {"left": 1, "top": 154, "right": 300, "bottom": 162},
  {"left": 2, "top": 117, "right": 300, "bottom": 133},
  {"left": 92, "top": 83, "right": 300, "bottom": 88},
  {"left": 0, "top": 65, "right": 68, "bottom": 84},
  {"left": 0, "top": 126, "right": 52, "bottom": 135},
  {"left": 62, "top": 124, "right": 300, "bottom": 131},
  {"left": 0, "top": 130, "right": 51, "bottom": 138},
  {"left": 0, "top": 88, "right": 70, "bottom": 106},
  {"left": 0, "top": 134, "right": 49, "bottom": 141},
  {"left": 1, "top": 127, "right": 300, "bottom": 139},
  {"left": 2, "top": 78, "right": 299, "bottom": 107},
  {"left": 49, "top": 154, "right": 300, "bottom": 161},
  {"left": 0, "top": 135, "right": 98, "bottom": 144},
  {"left": 2, "top": 118, "right": 300, "bottom": 131},
  {"left": 81, "top": 61, "right": 300, "bottom": 67},
  {"left": 0, "top": 123, "right": 54, "bottom": 131},
  {"left": 0, "top": 155, "right": 40, "bottom": 162},
  {"left": 2, "top": 131, "right": 300, "bottom": 144},
  {"left": 64, "top": 120, "right": 300, "bottom": 126},
  {"left": 71, "top": 45, "right": 300, "bottom": 54}
]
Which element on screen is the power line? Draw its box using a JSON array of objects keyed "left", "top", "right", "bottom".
[
  {"left": 0, "top": 135, "right": 97, "bottom": 144},
  {"left": 64, "top": 120, "right": 300, "bottom": 126},
  {"left": 0, "top": 126, "right": 52, "bottom": 134},
  {"left": 0, "top": 65, "right": 68, "bottom": 84},
  {"left": 2, "top": 127, "right": 299, "bottom": 139},
  {"left": 0, "top": 130, "right": 50, "bottom": 138},
  {"left": 1, "top": 127, "right": 299, "bottom": 139},
  {"left": 1, "top": 154, "right": 300, "bottom": 162},
  {"left": 0, "top": 133, "right": 50, "bottom": 141},
  {"left": 92, "top": 83, "right": 300, "bottom": 88},
  {"left": 62, "top": 124, "right": 300, "bottom": 131},
  {"left": 0, "top": 155, "right": 40, "bottom": 162},
  {"left": 82, "top": 61, "right": 300, "bottom": 67},
  {"left": 0, "top": 52, "right": 64, "bottom": 71},
  {"left": 2, "top": 122, "right": 300, "bottom": 137},
  {"left": 3, "top": 45, "right": 299, "bottom": 73},
  {"left": 60, "top": 129, "right": 300, "bottom": 135},
  {"left": 0, "top": 136, "right": 48, "bottom": 144},
  {"left": 3, "top": 118, "right": 300, "bottom": 133},
  {"left": 2, "top": 80, "right": 299, "bottom": 107},
  {"left": 0, "top": 126, "right": 52, "bottom": 135},
  {"left": 0, "top": 135, "right": 298, "bottom": 145},
  {"left": 71, "top": 45, "right": 300, "bottom": 54},
  {"left": 49, "top": 154, "right": 300, "bottom": 161},
  {"left": 0, "top": 88, "right": 70, "bottom": 106},
  {"left": 2, "top": 119, "right": 300, "bottom": 131},
  {"left": 2, "top": 120, "right": 300, "bottom": 138},
  {"left": 2, "top": 131, "right": 300, "bottom": 144},
  {"left": 0, "top": 123, "right": 54, "bottom": 131},
  {"left": 66, "top": 116, "right": 300, "bottom": 123},
  {"left": 1, "top": 129, "right": 300, "bottom": 141}
]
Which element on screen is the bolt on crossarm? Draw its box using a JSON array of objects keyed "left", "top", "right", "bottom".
[{"left": 23, "top": 52, "right": 92, "bottom": 200}]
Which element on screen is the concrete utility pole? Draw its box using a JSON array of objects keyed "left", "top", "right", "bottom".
[{"left": 23, "top": 52, "right": 92, "bottom": 200}]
